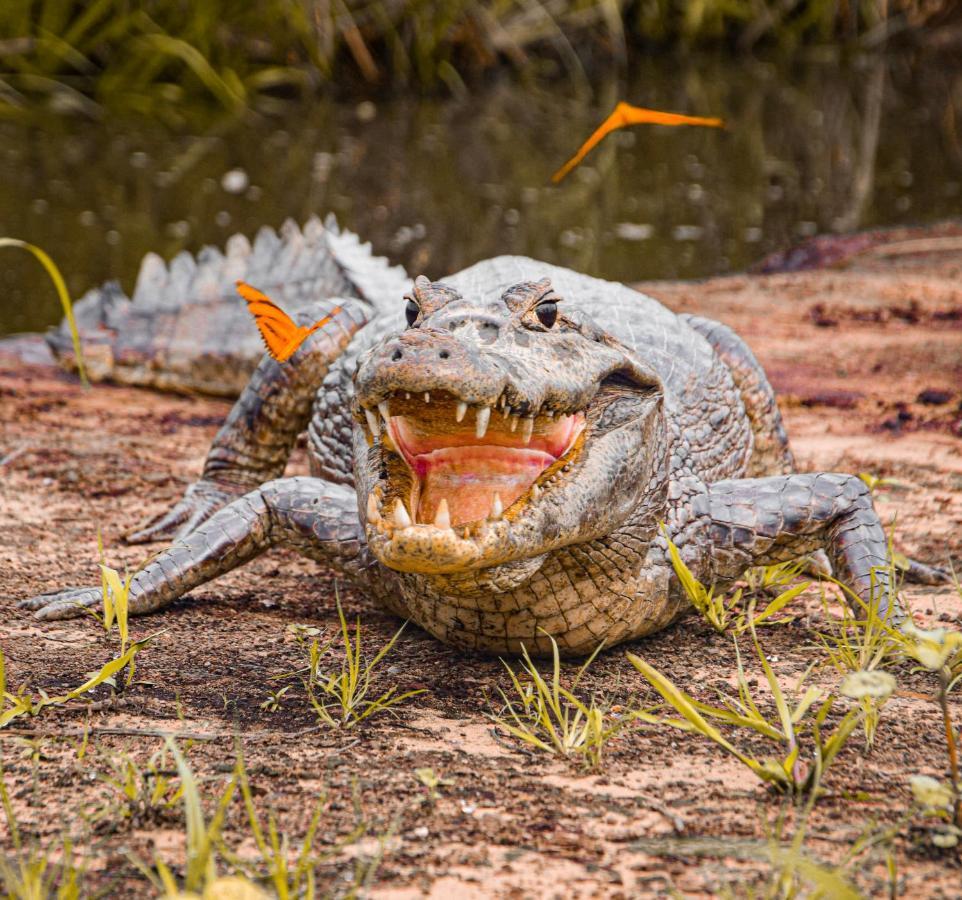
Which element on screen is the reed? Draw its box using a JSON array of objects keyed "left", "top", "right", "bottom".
[{"left": 0, "top": 1, "right": 957, "bottom": 116}]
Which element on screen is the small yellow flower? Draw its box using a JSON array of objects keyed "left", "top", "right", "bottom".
[
  {"left": 910, "top": 774, "right": 954, "bottom": 810},
  {"left": 840, "top": 670, "right": 896, "bottom": 700},
  {"left": 932, "top": 827, "right": 962, "bottom": 849},
  {"left": 900, "top": 622, "right": 962, "bottom": 671}
]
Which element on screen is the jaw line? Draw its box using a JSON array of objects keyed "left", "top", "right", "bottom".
[
  {"left": 367, "top": 519, "right": 495, "bottom": 573},
  {"left": 356, "top": 361, "right": 664, "bottom": 577},
  {"left": 365, "top": 422, "right": 587, "bottom": 574},
  {"left": 383, "top": 412, "right": 586, "bottom": 528}
]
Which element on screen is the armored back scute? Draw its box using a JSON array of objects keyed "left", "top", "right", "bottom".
[{"left": 46, "top": 216, "right": 410, "bottom": 396}]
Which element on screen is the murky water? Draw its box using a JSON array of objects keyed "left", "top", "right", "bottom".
[{"left": 1, "top": 52, "right": 960, "bottom": 336}]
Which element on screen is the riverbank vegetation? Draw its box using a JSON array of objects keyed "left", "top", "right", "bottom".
[{"left": 1, "top": 0, "right": 959, "bottom": 118}]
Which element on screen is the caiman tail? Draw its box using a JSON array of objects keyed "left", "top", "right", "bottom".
[{"left": 46, "top": 216, "right": 410, "bottom": 397}]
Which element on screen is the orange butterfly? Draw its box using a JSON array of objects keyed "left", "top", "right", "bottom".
[
  {"left": 552, "top": 102, "right": 724, "bottom": 184},
  {"left": 236, "top": 281, "right": 341, "bottom": 363}
]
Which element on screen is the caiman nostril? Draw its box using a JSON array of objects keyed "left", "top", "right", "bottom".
[
  {"left": 439, "top": 350, "right": 450, "bottom": 359},
  {"left": 391, "top": 349, "right": 403, "bottom": 361},
  {"left": 478, "top": 322, "right": 498, "bottom": 344}
]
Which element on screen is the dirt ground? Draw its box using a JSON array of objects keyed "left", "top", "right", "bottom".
[{"left": 1, "top": 231, "right": 961, "bottom": 897}]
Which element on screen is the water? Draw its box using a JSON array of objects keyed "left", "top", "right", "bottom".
[{"left": 1, "top": 52, "right": 960, "bottom": 337}]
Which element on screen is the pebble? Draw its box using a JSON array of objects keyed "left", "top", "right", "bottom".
[{"left": 917, "top": 389, "right": 951, "bottom": 405}]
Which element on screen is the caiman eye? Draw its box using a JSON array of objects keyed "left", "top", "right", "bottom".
[
  {"left": 535, "top": 301, "right": 558, "bottom": 328},
  {"left": 405, "top": 299, "right": 420, "bottom": 327}
]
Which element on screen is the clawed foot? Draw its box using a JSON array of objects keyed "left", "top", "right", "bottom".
[
  {"left": 899, "top": 556, "right": 952, "bottom": 586},
  {"left": 126, "top": 480, "right": 241, "bottom": 544},
  {"left": 802, "top": 550, "right": 951, "bottom": 586},
  {"left": 17, "top": 586, "right": 103, "bottom": 621}
]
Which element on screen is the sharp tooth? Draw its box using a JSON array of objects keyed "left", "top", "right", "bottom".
[
  {"left": 424, "top": 392, "right": 430, "bottom": 403},
  {"left": 405, "top": 391, "right": 411, "bottom": 399},
  {"left": 490, "top": 493, "right": 503, "bottom": 520},
  {"left": 378, "top": 400, "right": 391, "bottom": 423},
  {"left": 502, "top": 406, "right": 511, "bottom": 419},
  {"left": 498, "top": 395, "right": 506, "bottom": 408},
  {"left": 364, "top": 408, "right": 380, "bottom": 437},
  {"left": 393, "top": 499, "right": 412, "bottom": 528},
  {"left": 366, "top": 494, "right": 380, "bottom": 522},
  {"left": 531, "top": 484, "right": 541, "bottom": 501},
  {"left": 509, "top": 415, "right": 519, "bottom": 432},
  {"left": 433, "top": 498, "right": 451, "bottom": 530},
  {"left": 521, "top": 417, "right": 534, "bottom": 444},
  {"left": 456, "top": 401, "right": 468, "bottom": 422},
  {"left": 476, "top": 406, "right": 491, "bottom": 439}
]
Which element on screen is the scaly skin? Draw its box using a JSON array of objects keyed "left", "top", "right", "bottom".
[
  {"left": 45, "top": 217, "right": 410, "bottom": 397},
  {"left": 23, "top": 249, "right": 945, "bottom": 655}
]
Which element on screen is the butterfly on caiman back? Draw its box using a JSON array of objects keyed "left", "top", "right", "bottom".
[{"left": 236, "top": 281, "right": 342, "bottom": 363}]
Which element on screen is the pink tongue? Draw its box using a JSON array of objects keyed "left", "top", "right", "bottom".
[{"left": 415, "top": 446, "right": 554, "bottom": 526}]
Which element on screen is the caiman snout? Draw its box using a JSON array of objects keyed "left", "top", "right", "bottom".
[{"left": 356, "top": 326, "right": 507, "bottom": 408}]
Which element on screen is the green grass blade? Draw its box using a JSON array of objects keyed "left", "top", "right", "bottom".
[
  {"left": 687, "top": 697, "right": 783, "bottom": 740},
  {"left": 751, "top": 626, "right": 793, "bottom": 743},
  {"left": 0, "top": 238, "right": 87, "bottom": 386},
  {"left": 751, "top": 582, "right": 810, "bottom": 627},
  {"left": 137, "top": 33, "right": 246, "bottom": 111},
  {"left": 62, "top": 637, "right": 150, "bottom": 701},
  {"left": 627, "top": 652, "right": 759, "bottom": 771}
]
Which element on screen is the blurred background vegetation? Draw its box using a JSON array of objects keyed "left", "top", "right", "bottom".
[
  {"left": 0, "top": 2, "right": 960, "bottom": 336},
  {"left": 0, "top": 1, "right": 959, "bottom": 119}
]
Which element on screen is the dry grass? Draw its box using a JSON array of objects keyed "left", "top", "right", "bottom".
[{"left": 491, "top": 634, "right": 625, "bottom": 769}]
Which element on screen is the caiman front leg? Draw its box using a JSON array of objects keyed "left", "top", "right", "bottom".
[
  {"left": 127, "top": 300, "right": 367, "bottom": 543},
  {"left": 19, "top": 477, "right": 370, "bottom": 621},
  {"left": 693, "top": 473, "right": 909, "bottom": 623}
]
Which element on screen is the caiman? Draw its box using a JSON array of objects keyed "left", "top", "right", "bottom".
[{"left": 21, "top": 218, "right": 946, "bottom": 654}]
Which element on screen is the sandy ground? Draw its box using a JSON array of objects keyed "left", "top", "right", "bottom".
[{"left": 1, "top": 232, "right": 961, "bottom": 897}]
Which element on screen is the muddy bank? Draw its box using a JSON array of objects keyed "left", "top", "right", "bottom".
[{"left": 1, "top": 238, "right": 961, "bottom": 897}]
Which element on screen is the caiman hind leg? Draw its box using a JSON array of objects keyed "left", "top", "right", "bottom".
[
  {"left": 127, "top": 300, "right": 368, "bottom": 543},
  {"left": 696, "top": 473, "right": 907, "bottom": 622},
  {"left": 20, "top": 477, "right": 370, "bottom": 621}
]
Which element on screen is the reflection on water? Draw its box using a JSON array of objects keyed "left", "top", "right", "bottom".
[{"left": 0, "top": 53, "right": 960, "bottom": 336}]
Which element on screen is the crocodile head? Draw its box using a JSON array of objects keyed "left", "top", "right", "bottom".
[{"left": 352, "top": 275, "right": 665, "bottom": 592}]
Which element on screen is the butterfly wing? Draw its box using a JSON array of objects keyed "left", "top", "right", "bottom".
[
  {"left": 236, "top": 281, "right": 309, "bottom": 362},
  {"left": 237, "top": 281, "right": 345, "bottom": 363},
  {"left": 551, "top": 102, "right": 723, "bottom": 184}
]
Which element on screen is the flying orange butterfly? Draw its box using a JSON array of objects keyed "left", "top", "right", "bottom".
[
  {"left": 551, "top": 102, "right": 724, "bottom": 184},
  {"left": 236, "top": 281, "right": 341, "bottom": 363}
]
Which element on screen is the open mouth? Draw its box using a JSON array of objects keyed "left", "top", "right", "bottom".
[{"left": 360, "top": 392, "right": 586, "bottom": 529}]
